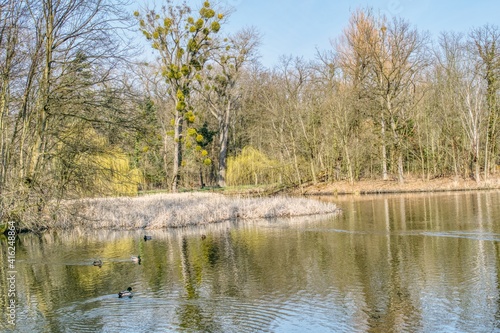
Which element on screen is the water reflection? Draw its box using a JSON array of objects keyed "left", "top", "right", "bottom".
[{"left": 1, "top": 191, "right": 500, "bottom": 332}]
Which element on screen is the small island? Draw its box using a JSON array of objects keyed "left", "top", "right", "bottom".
[{"left": 53, "top": 192, "right": 341, "bottom": 230}]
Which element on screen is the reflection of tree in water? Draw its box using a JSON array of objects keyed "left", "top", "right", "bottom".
[
  {"left": 204, "top": 229, "right": 252, "bottom": 299},
  {"left": 206, "top": 240, "right": 220, "bottom": 268},
  {"left": 495, "top": 242, "right": 500, "bottom": 325},
  {"left": 177, "top": 303, "right": 211, "bottom": 332},
  {"left": 177, "top": 236, "right": 221, "bottom": 332},
  {"left": 3, "top": 193, "right": 500, "bottom": 332},
  {"left": 180, "top": 236, "right": 198, "bottom": 300},
  {"left": 384, "top": 243, "right": 423, "bottom": 332}
]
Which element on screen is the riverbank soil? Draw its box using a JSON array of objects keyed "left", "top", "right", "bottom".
[{"left": 297, "top": 176, "right": 500, "bottom": 195}]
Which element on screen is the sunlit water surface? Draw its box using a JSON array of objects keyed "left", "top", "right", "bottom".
[{"left": 1, "top": 191, "right": 500, "bottom": 332}]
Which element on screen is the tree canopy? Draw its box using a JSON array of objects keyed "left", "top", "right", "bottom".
[{"left": 1, "top": 1, "right": 499, "bottom": 228}]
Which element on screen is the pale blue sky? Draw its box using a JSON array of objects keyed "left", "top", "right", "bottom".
[
  {"left": 135, "top": 0, "right": 500, "bottom": 68},
  {"left": 219, "top": 0, "right": 500, "bottom": 67}
]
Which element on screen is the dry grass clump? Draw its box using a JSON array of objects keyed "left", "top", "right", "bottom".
[{"left": 55, "top": 192, "right": 340, "bottom": 230}]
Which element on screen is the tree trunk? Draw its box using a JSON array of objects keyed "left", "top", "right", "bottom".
[
  {"left": 199, "top": 167, "right": 205, "bottom": 188},
  {"left": 217, "top": 102, "right": 231, "bottom": 187},
  {"left": 397, "top": 151, "right": 404, "bottom": 184},
  {"left": 345, "top": 146, "right": 354, "bottom": 184},
  {"left": 381, "top": 116, "right": 388, "bottom": 180},
  {"left": 32, "top": 0, "right": 54, "bottom": 180},
  {"left": 171, "top": 111, "right": 183, "bottom": 192}
]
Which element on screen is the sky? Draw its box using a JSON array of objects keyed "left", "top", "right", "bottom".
[
  {"left": 214, "top": 0, "right": 500, "bottom": 68},
  {"left": 134, "top": 0, "right": 500, "bottom": 68}
]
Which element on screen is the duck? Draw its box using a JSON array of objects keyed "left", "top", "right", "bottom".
[
  {"left": 93, "top": 259, "right": 102, "bottom": 267},
  {"left": 143, "top": 235, "right": 152, "bottom": 241},
  {"left": 131, "top": 255, "right": 141, "bottom": 264},
  {"left": 118, "top": 287, "right": 133, "bottom": 298}
]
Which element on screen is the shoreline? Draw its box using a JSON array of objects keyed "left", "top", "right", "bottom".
[
  {"left": 291, "top": 176, "right": 500, "bottom": 196},
  {"left": 7, "top": 177, "right": 500, "bottom": 232}
]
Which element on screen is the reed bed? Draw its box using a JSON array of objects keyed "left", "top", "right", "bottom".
[{"left": 55, "top": 192, "right": 341, "bottom": 230}]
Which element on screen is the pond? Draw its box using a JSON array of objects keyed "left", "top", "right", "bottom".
[{"left": 1, "top": 191, "right": 500, "bottom": 332}]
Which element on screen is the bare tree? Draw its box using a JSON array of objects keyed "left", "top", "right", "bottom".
[
  {"left": 1, "top": 0, "right": 135, "bottom": 227},
  {"left": 336, "top": 9, "right": 389, "bottom": 180},
  {"left": 469, "top": 24, "right": 500, "bottom": 178},
  {"left": 436, "top": 32, "right": 490, "bottom": 182},
  {"left": 201, "top": 27, "right": 260, "bottom": 187},
  {"left": 369, "top": 15, "right": 429, "bottom": 183},
  {"left": 337, "top": 10, "right": 429, "bottom": 183},
  {"left": 0, "top": 0, "right": 23, "bottom": 188}
]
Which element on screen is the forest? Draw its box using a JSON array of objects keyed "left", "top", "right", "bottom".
[{"left": 0, "top": 0, "right": 499, "bottom": 228}]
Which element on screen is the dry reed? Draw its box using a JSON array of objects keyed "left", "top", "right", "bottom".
[{"left": 54, "top": 192, "right": 341, "bottom": 230}]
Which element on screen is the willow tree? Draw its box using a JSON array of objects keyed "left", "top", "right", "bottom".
[{"left": 136, "top": 1, "right": 225, "bottom": 192}]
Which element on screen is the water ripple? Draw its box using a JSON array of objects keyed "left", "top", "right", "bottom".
[{"left": 420, "top": 231, "right": 500, "bottom": 241}]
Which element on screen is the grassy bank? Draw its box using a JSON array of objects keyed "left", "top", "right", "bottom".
[
  {"left": 297, "top": 176, "right": 500, "bottom": 195},
  {"left": 54, "top": 192, "right": 340, "bottom": 230}
]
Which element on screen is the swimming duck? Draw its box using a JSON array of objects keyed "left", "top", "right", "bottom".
[
  {"left": 131, "top": 256, "right": 141, "bottom": 264},
  {"left": 144, "top": 235, "right": 152, "bottom": 241},
  {"left": 93, "top": 259, "right": 102, "bottom": 267},
  {"left": 118, "top": 287, "right": 133, "bottom": 298}
]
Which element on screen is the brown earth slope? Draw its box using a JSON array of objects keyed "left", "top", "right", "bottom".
[{"left": 297, "top": 176, "right": 500, "bottom": 196}]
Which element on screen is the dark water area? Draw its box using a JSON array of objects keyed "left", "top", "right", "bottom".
[{"left": 1, "top": 191, "right": 500, "bottom": 332}]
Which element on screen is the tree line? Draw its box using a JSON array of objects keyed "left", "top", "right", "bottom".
[{"left": 0, "top": 0, "right": 498, "bottom": 227}]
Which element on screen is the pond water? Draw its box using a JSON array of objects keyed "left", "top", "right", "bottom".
[{"left": 1, "top": 191, "right": 500, "bottom": 332}]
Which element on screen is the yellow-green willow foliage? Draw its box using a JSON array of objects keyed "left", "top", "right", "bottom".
[
  {"left": 91, "top": 153, "right": 142, "bottom": 196},
  {"left": 57, "top": 128, "right": 142, "bottom": 197},
  {"left": 226, "top": 146, "right": 282, "bottom": 186}
]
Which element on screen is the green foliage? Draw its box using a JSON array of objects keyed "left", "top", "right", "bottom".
[
  {"left": 211, "top": 21, "right": 220, "bottom": 33},
  {"left": 183, "top": 122, "right": 217, "bottom": 169},
  {"left": 181, "top": 65, "right": 190, "bottom": 76},
  {"left": 184, "top": 110, "right": 196, "bottom": 122},
  {"left": 195, "top": 18, "right": 204, "bottom": 29},
  {"left": 135, "top": 1, "right": 224, "bottom": 90},
  {"left": 176, "top": 101, "right": 186, "bottom": 111},
  {"left": 197, "top": 123, "right": 216, "bottom": 147},
  {"left": 200, "top": 8, "right": 215, "bottom": 19},
  {"left": 187, "top": 39, "right": 198, "bottom": 52},
  {"left": 177, "top": 89, "right": 185, "bottom": 100}
]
